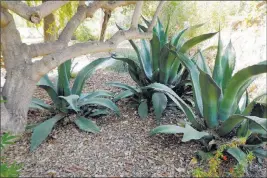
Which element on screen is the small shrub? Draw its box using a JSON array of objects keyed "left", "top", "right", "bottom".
[{"left": 192, "top": 138, "right": 255, "bottom": 177}]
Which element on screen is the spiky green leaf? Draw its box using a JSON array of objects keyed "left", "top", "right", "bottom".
[
  {"left": 30, "top": 114, "right": 65, "bottom": 151},
  {"left": 138, "top": 100, "right": 148, "bottom": 119},
  {"left": 72, "top": 57, "right": 110, "bottom": 95},
  {"left": 199, "top": 69, "right": 221, "bottom": 128},
  {"left": 152, "top": 92, "right": 167, "bottom": 122},
  {"left": 219, "top": 61, "right": 267, "bottom": 121},
  {"left": 74, "top": 116, "right": 100, "bottom": 133}
]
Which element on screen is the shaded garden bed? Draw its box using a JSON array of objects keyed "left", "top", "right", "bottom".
[{"left": 4, "top": 71, "right": 267, "bottom": 177}]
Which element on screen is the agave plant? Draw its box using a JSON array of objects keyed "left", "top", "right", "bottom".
[
  {"left": 150, "top": 32, "right": 267, "bottom": 163},
  {"left": 29, "top": 58, "right": 120, "bottom": 151},
  {"left": 109, "top": 17, "right": 216, "bottom": 121}
]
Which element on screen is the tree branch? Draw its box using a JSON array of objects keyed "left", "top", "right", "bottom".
[
  {"left": 1, "top": 1, "right": 69, "bottom": 23},
  {"left": 101, "top": 1, "right": 136, "bottom": 11},
  {"left": 131, "top": 1, "right": 143, "bottom": 29},
  {"left": 30, "top": 1, "right": 163, "bottom": 81},
  {"left": 147, "top": 1, "right": 166, "bottom": 31},
  {"left": 58, "top": 5, "right": 87, "bottom": 42},
  {"left": 30, "top": 30, "right": 152, "bottom": 81}
]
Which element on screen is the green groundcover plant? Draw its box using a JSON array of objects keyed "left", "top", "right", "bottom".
[
  {"left": 109, "top": 17, "right": 216, "bottom": 122},
  {"left": 150, "top": 32, "right": 267, "bottom": 163},
  {"left": 0, "top": 132, "right": 22, "bottom": 177},
  {"left": 29, "top": 58, "right": 119, "bottom": 151}
]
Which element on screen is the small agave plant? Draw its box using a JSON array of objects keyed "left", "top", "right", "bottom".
[
  {"left": 150, "top": 32, "right": 267, "bottom": 164},
  {"left": 29, "top": 58, "right": 119, "bottom": 151},
  {"left": 109, "top": 16, "right": 216, "bottom": 122}
]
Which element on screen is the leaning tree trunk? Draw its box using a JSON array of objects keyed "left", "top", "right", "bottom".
[{"left": 1, "top": 8, "right": 37, "bottom": 134}]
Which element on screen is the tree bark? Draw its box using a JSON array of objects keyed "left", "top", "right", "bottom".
[
  {"left": 99, "top": 9, "right": 112, "bottom": 42},
  {"left": 0, "top": 8, "right": 35, "bottom": 134}
]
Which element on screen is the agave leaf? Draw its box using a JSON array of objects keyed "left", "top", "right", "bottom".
[
  {"left": 150, "top": 124, "right": 209, "bottom": 142},
  {"left": 155, "top": 18, "right": 166, "bottom": 47},
  {"left": 59, "top": 95, "right": 80, "bottom": 112},
  {"left": 72, "top": 57, "right": 110, "bottom": 96},
  {"left": 138, "top": 100, "right": 148, "bottom": 119},
  {"left": 57, "top": 60, "right": 71, "bottom": 96},
  {"left": 237, "top": 120, "right": 249, "bottom": 138},
  {"left": 140, "top": 39, "right": 153, "bottom": 79},
  {"left": 219, "top": 61, "right": 267, "bottom": 121},
  {"left": 199, "top": 69, "right": 221, "bottom": 128},
  {"left": 37, "top": 75, "right": 60, "bottom": 106},
  {"left": 150, "top": 125, "right": 182, "bottom": 135},
  {"left": 89, "top": 109, "right": 109, "bottom": 117},
  {"left": 179, "top": 32, "right": 217, "bottom": 53},
  {"left": 159, "top": 45, "right": 177, "bottom": 84},
  {"left": 80, "top": 90, "right": 113, "bottom": 101},
  {"left": 252, "top": 148, "right": 267, "bottom": 158},
  {"left": 30, "top": 98, "right": 53, "bottom": 111},
  {"left": 114, "top": 90, "right": 135, "bottom": 102},
  {"left": 152, "top": 92, "right": 167, "bottom": 122},
  {"left": 227, "top": 147, "right": 247, "bottom": 166},
  {"left": 30, "top": 114, "right": 65, "bottom": 151},
  {"left": 74, "top": 116, "right": 100, "bottom": 133},
  {"left": 164, "top": 15, "right": 170, "bottom": 42},
  {"left": 176, "top": 52, "right": 203, "bottom": 116},
  {"left": 221, "top": 41, "right": 236, "bottom": 92},
  {"left": 138, "top": 24, "right": 147, "bottom": 32},
  {"left": 150, "top": 33, "right": 161, "bottom": 78},
  {"left": 212, "top": 31, "right": 223, "bottom": 88},
  {"left": 181, "top": 124, "right": 210, "bottom": 142},
  {"left": 242, "top": 93, "right": 267, "bottom": 116},
  {"left": 145, "top": 83, "right": 203, "bottom": 130},
  {"left": 194, "top": 50, "right": 212, "bottom": 76},
  {"left": 107, "top": 82, "right": 140, "bottom": 96},
  {"left": 168, "top": 57, "right": 182, "bottom": 84},
  {"left": 171, "top": 28, "right": 188, "bottom": 49},
  {"left": 111, "top": 56, "right": 143, "bottom": 85},
  {"left": 78, "top": 98, "right": 120, "bottom": 116},
  {"left": 141, "top": 15, "right": 151, "bottom": 27},
  {"left": 218, "top": 115, "right": 267, "bottom": 136}
]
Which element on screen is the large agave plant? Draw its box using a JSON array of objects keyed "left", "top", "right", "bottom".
[
  {"left": 109, "top": 17, "right": 216, "bottom": 121},
  {"left": 150, "top": 32, "right": 267, "bottom": 163},
  {"left": 29, "top": 58, "right": 120, "bottom": 151}
]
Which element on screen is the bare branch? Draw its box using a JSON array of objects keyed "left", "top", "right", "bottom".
[
  {"left": 101, "top": 1, "right": 136, "bottom": 11},
  {"left": 147, "top": 1, "right": 166, "bottom": 31},
  {"left": 31, "top": 29, "right": 152, "bottom": 81},
  {"left": 100, "top": 9, "right": 112, "bottom": 41},
  {"left": 29, "top": 1, "right": 163, "bottom": 80},
  {"left": 1, "top": 1, "right": 69, "bottom": 23},
  {"left": 131, "top": 1, "right": 143, "bottom": 29},
  {"left": 27, "top": 41, "right": 65, "bottom": 58},
  {"left": 58, "top": 5, "right": 87, "bottom": 42}
]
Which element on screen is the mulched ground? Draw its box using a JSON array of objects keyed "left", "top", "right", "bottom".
[{"left": 4, "top": 70, "right": 267, "bottom": 177}]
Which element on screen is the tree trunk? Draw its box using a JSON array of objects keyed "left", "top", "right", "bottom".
[
  {"left": 1, "top": 71, "right": 36, "bottom": 134},
  {"left": 99, "top": 9, "right": 112, "bottom": 42},
  {"left": 0, "top": 8, "right": 36, "bottom": 134}
]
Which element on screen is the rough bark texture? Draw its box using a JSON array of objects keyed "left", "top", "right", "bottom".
[{"left": 0, "top": 1, "right": 165, "bottom": 134}]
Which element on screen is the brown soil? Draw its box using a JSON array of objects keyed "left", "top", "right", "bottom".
[{"left": 4, "top": 70, "right": 267, "bottom": 177}]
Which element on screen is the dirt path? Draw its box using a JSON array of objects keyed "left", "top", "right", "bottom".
[{"left": 4, "top": 70, "right": 267, "bottom": 177}]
